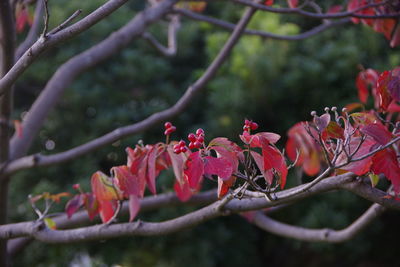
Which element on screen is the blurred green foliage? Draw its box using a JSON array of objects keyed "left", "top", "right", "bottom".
[{"left": 10, "top": 0, "right": 400, "bottom": 266}]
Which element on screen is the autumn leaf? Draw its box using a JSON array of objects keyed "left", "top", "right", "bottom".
[
  {"left": 371, "top": 148, "right": 400, "bottom": 194},
  {"left": 337, "top": 137, "right": 375, "bottom": 175},
  {"left": 203, "top": 156, "right": 234, "bottom": 181},
  {"left": 314, "top": 113, "right": 331, "bottom": 132},
  {"left": 128, "top": 195, "right": 140, "bottom": 222},
  {"left": 98, "top": 200, "right": 117, "bottom": 224},
  {"left": 184, "top": 151, "right": 204, "bottom": 189},
  {"left": 84, "top": 193, "right": 99, "bottom": 221},
  {"left": 91, "top": 171, "right": 121, "bottom": 201},
  {"left": 355, "top": 69, "right": 379, "bottom": 104},
  {"left": 174, "top": 179, "right": 192, "bottom": 202},
  {"left": 360, "top": 123, "right": 392, "bottom": 145},
  {"left": 65, "top": 194, "right": 84, "bottom": 218}
]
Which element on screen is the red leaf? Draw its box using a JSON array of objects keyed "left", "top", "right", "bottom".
[
  {"left": 217, "top": 176, "right": 236, "bottom": 199},
  {"left": 371, "top": 149, "right": 400, "bottom": 194},
  {"left": 184, "top": 151, "right": 204, "bottom": 189},
  {"left": 390, "top": 22, "right": 400, "bottom": 48},
  {"left": 361, "top": 123, "right": 392, "bottom": 145},
  {"left": 373, "top": 18, "right": 396, "bottom": 40},
  {"left": 98, "top": 200, "right": 117, "bottom": 224},
  {"left": 260, "top": 137, "right": 288, "bottom": 189},
  {"left": 174, "top": 179, "right": 192, "bottom": 202},
  {"left": 264, "top": 0, "right": 273, "bottom": 6},
  {"left": 65, "top": 194, "right": 84, "bottom": 218},
  {"left": 146, "top": 146, "right": 158, "bottom": 195},
  {"left": 126, "top": 146, "right": 148, "bottom": 197},
  {"left": 287, "top": 0, "right": 298, "bottom": 8},
  {"left": 356, "top": 69, "right": 379, "bottom": 104},
  {"left": 286, "top": 122, "right": 321, "bottom": 176},
  {"left": 387, "top": 70, "right": 400, "bottom": 102},
  {"left": 240, "top": 131, "right": 281, "bottom": 147},
  {"left": 337, "top": 137, "right": 375, "bottom": 175},
  {"left": 84, "top": 193, "right": 99, "bottom": 221},
  {"left": 167, "top": 144, "right": 187, "bottom": 184},
  {"left": 128, "top": 195, "right": 140, "bottom": 222},
  {"left": 250, "top": 151, "right": 274, "bottom": 185},
  {"left": 91, "top": 171, "right": 121, "bottom": 201},
  {"left": 16, "top": 7, "right": 29, "bottom": 33},
  {"left": 322, "top": 121, "right": 344, "bottom": 140},
  {"left": 204, "top": 156, "right": 234, "bottom": 180},
  {"left": 377, "top": 70, "right": 393, "bottom": 111},
  {"left": 112, "top": 165, "right": 142, "bottom": 198}
]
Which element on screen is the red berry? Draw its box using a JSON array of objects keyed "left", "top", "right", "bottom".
[
  {"left": 164, "top": 129, "right": 170, "bottom": 135},
  {"left": 188, "top": 133, "right": 197, "bottom": 142},
  {"left": 173, "top": 144, "right": 180, "bottom": 150},
  {"left": 164, "top": 122, "right": 172, "bottom": 129},
  {"left": 243, "top": 125, "right": 249, "bottom": 131},
  {"left": 197, "top": 135, "right": 204, "bottom": 143},
  {"left": 196, "top": 128, "right": 204, "bottom": 136},
  {"left": 250, "top": 122, "right": 258, "bottom": 130},
  {"left": 189, "top": 142, "right": 196, "bottom": 150},
  {"left": 180, "top": 146, "right": 187, "bottom": 153},
  {"left": 164, "top": 126, "right": 176, "bottom": 135},
  {"left": 193, "top": 141, "right": 202, "bottom": 148},
  {"left": 72, "top": 184, "right": 80, "bottom": 190},
  {"left": 174, "top": 148, "right": 181, "bottom": 154},
  {"left": 245, "top": 119, "right": 251, "bottom": 126},
  {"left": 179, "top": 140, "right": 186, "bottom": 147}
]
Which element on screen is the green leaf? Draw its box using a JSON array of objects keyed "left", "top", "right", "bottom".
[
  {"left": 44, "top": 218, "right": 57, "bottom": 230},
  {"left": 369, "top": 173, "right": 380, "bottom": 187}
]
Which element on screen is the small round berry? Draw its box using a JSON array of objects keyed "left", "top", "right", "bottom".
[
  {"left": 72, "top": 184, "right": 80, "bottom": 190},
  {"left": 189, "top": 142, "right": 196, "bottom": 150},
  {"left": 178, "top": 140, "right": 186, "bottom": 147},
  {"left": 164, "top": 122, "right": 172, "bottom": 129},
  {"left": 197, "top": 135, "right": 204, "bottom": 143},
  {"left": 250, "top": 122, "right": 258, "bottom": 131},
  {"left": 196, "top": 128, "right": 204, "bottom": 136},
  {"left": 174, "top": 148, "right": 181, "bottom": 154},
  {"left": 180, "top": 146, "right": 187, "bottom": 153},
  {"left": 173, "top": 144, "right": 180, "bottom": 150},
  {"left": 193, "top": 141, "right": 202, "bottom": 148},
  {"left": 188, "top": 133, "right": 197, "bottom": 142},
  {"left": 243, "top": 125, "right": 249, "bottom": 131},
  {"left": 245, "top": 119, "right": 251, "bottom": 126}
]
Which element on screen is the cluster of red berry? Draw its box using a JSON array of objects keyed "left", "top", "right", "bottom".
[
  {"left": 187, "top": 128, "right": 204, "bottom": 150},
  {"left": 173, "top": 140, "right": 188, "bottom": 154},
  {"left": 243, "top": 119, "right": 258, "bottom": 132},
  {"left": 164, "top": 122, "right": 177, "bottom": 135}
]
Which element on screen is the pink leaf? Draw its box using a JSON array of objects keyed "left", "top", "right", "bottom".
[
  {"left": 337, "top": 137, "right": 375, "bottom": 175},
  {"left": 361, "top": 123, "right": 392, "bottom": 145},
  {"left": 84, "top": 193, "right": 99, "bottom": 221},
  {"left": 65, "top": 194, "right": 84, "bottom": 218},
  {"left": 174, "top": 179, "right": 192, "bottom": 202},
  {"left": 128, "top": 195, "right": 140, "bottom": 222},
  {"left": 287, "top": 0, "right": 298, "bottom": 8},
  {"left": 371, "top": 149, "right": 400, "bottom": 194},
  {"left": 167, "top": 144, "right": 187, "bottom": 184},
  {"left": 204, "top": 156, "right": 234, "bottom": 180},
  {"left": 184, "top": 151, "right": 204, "bottom": 189},
  {"left": 217, "top": 176, "right": 236, "bottom": 199},
  {"left": 314, "top": 113, "right": 331, "bottom": 132},
  {"left": 99, "top": 200, "right": 117, "bottom": 224},
  {"left": 146, "top": 146, "right": 158, "bottom": 195}
]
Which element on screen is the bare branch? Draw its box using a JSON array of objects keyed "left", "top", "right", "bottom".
[
  {"left": 176, "top": 8, "right": 350, "bottom": 41},
  {"left": 15, "top": 0, "right": 44, "bottom": 59},
  {"left": 252, "top": 203, "right": 385, "bottom": 243},
  {"left": 142, "top": 14, "right": 180, "bottom": 57},
  {"left": 0, "top": 0, "right": 130, "bottom": 97},
  {"left": 232, "top": 0, "right": 400, "bottom": 19}
]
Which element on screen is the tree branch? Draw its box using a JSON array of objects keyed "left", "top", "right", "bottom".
[
  {"left": 0, "top": 0, "right": 130, "bottom": 97},
  {"left": 2, "top": 172, "right": 400, "bottom": 243},
  {"left": 175, "top": 8, "right": 350, "bottom": 41},
  {"left": 252, "top": 203, "right": 385, "bottom": 243},
  {"left": 15, "top": 0, "right": 44, "bottom": 60},
  {"left": 142, "top": 14, "right": 180, "bottom": 57}
]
